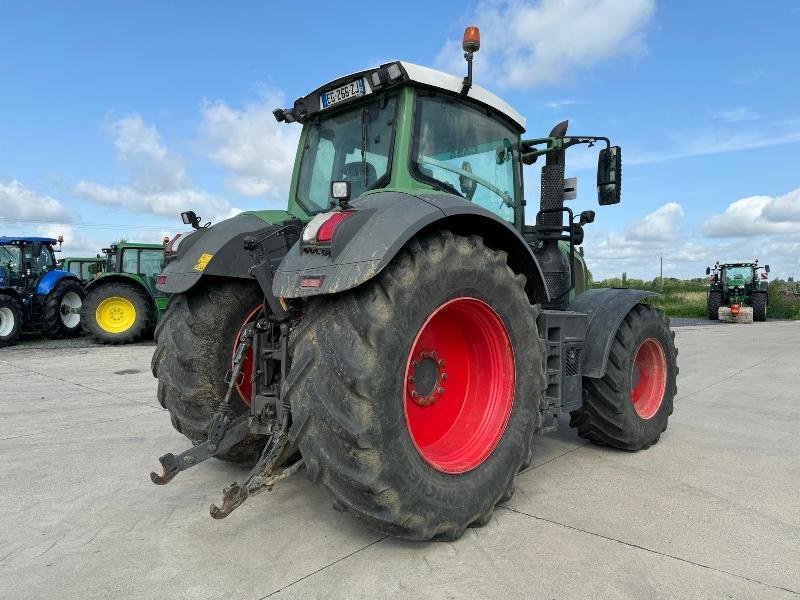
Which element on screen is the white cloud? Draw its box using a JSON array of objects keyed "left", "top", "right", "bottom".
[
  {"left": 0, "top": 180, "right": 71, "bottom": 223},
  {"left": 435, "top": 0, "right": 656, "bottom": 89},
  {"left": 582, "top": 202, "right": 714, "bottom": 279},
  {"left": 543, "top": 99, "right": 586, "bottom": 110},
  {"left": 75, "top": 181, "right": 237, "bottom": 221},
  {"left": 702, "top": 188, "right": 800, "bottom": 238},
  {"left": 712, "top": 106, "right": 761, "bottom": 123},
  {"left": 77, "top": 114, "right": 238, "bottom": 222},
  {"left": 35, "top": 223, "right": 105, "bottom": 258},
  {"left": 199, "top": 90, "right": 300, "bottom": 200},
  {"left": 629, "top": 126, "right": 800, "bottom": 165},
  {"left": 626, "top": 202, "right": 684, "bottom": 242}
]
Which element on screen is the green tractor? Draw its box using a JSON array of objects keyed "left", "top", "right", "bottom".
[
  {"left": 706, "top": 260, "right": 769, "bottom": 322},
  {"left": 81, "top": 241, "right": 170, "bottom": 343},
  {"left": 150, "top": 27, "right": 677, "bottom": 540},
  {"left": 59, "top": 256, "right": 105, "bottom": 284}
]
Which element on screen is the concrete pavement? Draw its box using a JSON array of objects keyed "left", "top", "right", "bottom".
[{"left": 1, "top": 321, "right": 798, "bottom": 599}]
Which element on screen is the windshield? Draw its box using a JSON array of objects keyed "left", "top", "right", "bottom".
[
  {"left": 0, "top": 245, "right": 20, "bottom": 269},
  {"left": 412, "top": 95, "right": 519, "bottom": 222},
  {"left": 296, "top": 96, "right": 397, "bottom": 214},
  {"left": 723, "top": 266, "right": 753, "bottom": 283}
]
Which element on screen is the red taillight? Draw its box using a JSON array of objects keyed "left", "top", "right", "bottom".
[
  {"left": 157, "top": 275, "right": 167, "bottom": 285},
  {"left": 299, "top": 276, "right": 323, "bottom": 288},
  {"left": 316, "top": 211, "right": 354, "bottom": 243},
  {"left": 731, "top": 303, "right": 740, "bottom": 315}
]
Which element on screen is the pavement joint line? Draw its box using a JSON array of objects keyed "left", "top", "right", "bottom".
[
  {"left": 0, "top": 358, "right": 158, "bottom": 409},
  {"left": 500, "top": 506, "right": 800, "bottom": 597},
  {"left": 675, "top": 353, "right": 780, "bottom": 402},
  {"left": 258, "top": 536, "right": 388, "bottom": 599},
  {"left": 0, "top": 408, "right": 161, "bottom": 441},
  {"left": 518, "top": 442, "right": 590, "bottom": 477}
]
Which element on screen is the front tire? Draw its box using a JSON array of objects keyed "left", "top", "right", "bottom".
[
  {"left": 43, "top": 279, "right": 84, "bottom": 339},
  {"left": 751, "top": 292, "right": 767, "bottom": 322},
  {"left": 707, "top": 291, "right": 722, "bottom": 320},
  {"left": 151, "top": 279, "right": 266, "bottom": 464},
  {"left": 0, "top": 294, "right": 22, "bottom": 347},
  {"left": 81, "top": 282, "right": 153, "bottom": 344},
  {"left": 570, "top": 303, "right": 677, "bottom": 451},
  {"left": 285, "top": 232, "right": 547, "bottom": 540}
]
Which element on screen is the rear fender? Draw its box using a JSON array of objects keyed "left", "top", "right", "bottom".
[
  {"left": 568, "top": 288, "right": 660, "bottom": 379},
  {"left": 157, "top": 213, "right": 298, "bottom": 295},
  {"left": 273, "top": 191, "right": 549, "bottom": 304},
  {"left": 35, "top": 270, "right": 80, "bottom": 296}
]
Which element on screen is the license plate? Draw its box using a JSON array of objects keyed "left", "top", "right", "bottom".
[{"left": 320, "top": 78, "right": 369, "bottom": 110}]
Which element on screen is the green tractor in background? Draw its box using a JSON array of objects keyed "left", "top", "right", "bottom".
[
  {"left": 59, "top": 256, "right": 105, "bottom": 284},
  {"left": 81, "top": 240, "right": 170, "bottom": 343},
  {"left": 706, "top": 260, "right": 769, "bottom": 323},
  {"left": 150, "top": 27, "right": 677, "bottom": 540}
]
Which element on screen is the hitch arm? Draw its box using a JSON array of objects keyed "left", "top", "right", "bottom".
[{"left": 150, "top": 417, "right": 251, "bottom": 485}]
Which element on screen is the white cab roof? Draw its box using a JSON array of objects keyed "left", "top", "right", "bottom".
[{"left": 399, "top": 61, "right": 526, "bottom": 130}]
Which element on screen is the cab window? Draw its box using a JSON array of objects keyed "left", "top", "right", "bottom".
[{"left": 412, "top": 95, "right": 519, "bottom": 222}]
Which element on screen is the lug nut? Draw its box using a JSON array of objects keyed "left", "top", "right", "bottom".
[
  {"left": 408, "top": 376, "right": 414, "bottom": 383},
  {"left": 438, "top": 359, "right": 445, "bottom": 367},
  {"left": 411, "top": 361, "right": 418, "bottom": 368},
  {"left": 410, "top": 391, "right": 418, "bottom": 398},
  {"left": 421, "top": 352, "right": 429, "bottom": 359},
  {"left": 440, "top": 373, "right": 447, "bottom": 380},
  {"left": 437, "top": 387, "right": 445, "bottom": 394},
  {"left": 431, "top": 351, "right": 438, "bottom": 358}
]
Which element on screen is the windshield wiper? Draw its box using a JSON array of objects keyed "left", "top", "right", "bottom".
[{"left": 426, "top": 176, "right": 464, "bottom": 198}]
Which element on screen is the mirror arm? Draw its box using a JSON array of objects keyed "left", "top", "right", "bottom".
[{"left": 519, "top": 135, "right": 610, "bottom": 164}]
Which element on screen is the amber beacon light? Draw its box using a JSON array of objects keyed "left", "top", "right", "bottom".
[{"left": 462, "top": 25, "right": 481, "bottom": 52}]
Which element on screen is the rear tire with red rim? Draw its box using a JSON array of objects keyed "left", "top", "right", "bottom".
[
  {"left": 152, "top": 278, "right": 267, "bottom": 464},
  {"left": 570, "top": 303, "right": 677, "bottom": 451},
  {"left": 285, "top": 231, "right": 547, "bottom": 540}
]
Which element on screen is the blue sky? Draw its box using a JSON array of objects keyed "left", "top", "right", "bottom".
[{"left": 1, "top": 0, "right": 799, "bottom": 279}]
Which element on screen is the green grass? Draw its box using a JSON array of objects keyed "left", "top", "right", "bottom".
[{"left": 589, "top": 277, "right": 800, "bottom": 320}]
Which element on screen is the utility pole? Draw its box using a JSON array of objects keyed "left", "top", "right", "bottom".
[{"left": 659, "top": 253, "right": 664, "bottom": 292}]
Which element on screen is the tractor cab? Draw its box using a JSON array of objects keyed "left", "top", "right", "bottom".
[
  {"left": 273, "top": 41, "right": 620, "bottom": 307},
  {"left": 0, "top": 236, "right": 61, "bottom": 292}
]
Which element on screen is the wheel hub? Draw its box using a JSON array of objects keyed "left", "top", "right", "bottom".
[{"left": 407, "top": 351, "right": 446, "bottom": 407}]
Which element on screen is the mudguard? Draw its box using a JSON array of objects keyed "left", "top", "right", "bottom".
[
  {"left": 273, "top": 191, "right": 550, "bottom": 304},
  {"left": 157, "top": 212, "right": 297, "bottom": 295},
  {"left": 35, "top": 270, "right": 80, "bottom": 296},
  {"left": 568, "top": 288, "right": 661, "bottom": 379}
]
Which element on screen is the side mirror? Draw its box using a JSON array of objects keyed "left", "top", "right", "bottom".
[
  {"left": 706, "top": 267, "right": 711, "bottom": 275},
  {"left": 597, "top": 146, "right": 622, "bottom": 205},
  {"left": 765, "top": 264, "right": 770, "bottom": 273}
]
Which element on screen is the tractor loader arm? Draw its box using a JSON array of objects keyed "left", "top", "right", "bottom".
[{"left": 272, "top": 190, "right": 550, "bottom": 304}]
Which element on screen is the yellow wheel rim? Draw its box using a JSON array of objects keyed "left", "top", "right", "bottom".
[{"left": 96, "top": 296, "right": 137, "bottom": 334}]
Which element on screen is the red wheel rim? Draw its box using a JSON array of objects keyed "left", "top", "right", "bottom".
[
  {"left": 232, "top": 305, "right": 262, "bottom": 406},
  {"left": 631, "top": 337, "right": 667, "bottom": 419},
  {"left": 403, "top": 297, "right": 515, "bottom": 474}
]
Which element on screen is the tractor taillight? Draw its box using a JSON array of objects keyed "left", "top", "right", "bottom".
[
  {"left": 731, "top": 303, "right": 740, "bottom": 315},
  {"left": 157, "top": 275, "right": 167, "bottom": 285},
  {"left": 302, "top": 210, "right": 355, "bottom": 245}
]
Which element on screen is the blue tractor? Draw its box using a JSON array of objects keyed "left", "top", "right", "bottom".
[{"left": 0, "top": 236, "right": 85, "bottom": 347}]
